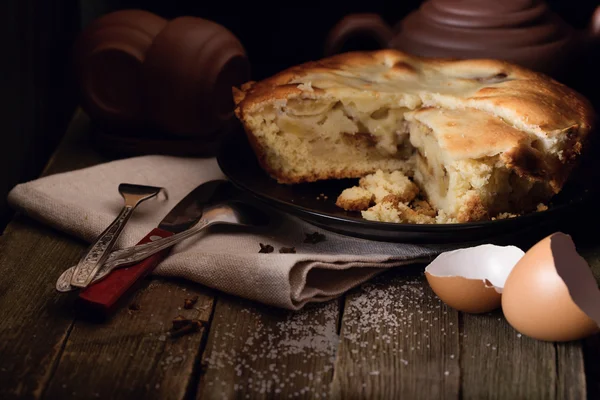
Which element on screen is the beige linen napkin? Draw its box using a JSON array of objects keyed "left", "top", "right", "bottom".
[{"left": 7, "top": 155, "right": 443, "bottom": 310}]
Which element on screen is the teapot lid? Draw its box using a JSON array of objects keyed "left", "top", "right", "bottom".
[
  {"left": 426, "top": 0, "right": 552, "bottom": 29},
  {"left": 396, "top": 0, "right": 573, "bottom": 52}
]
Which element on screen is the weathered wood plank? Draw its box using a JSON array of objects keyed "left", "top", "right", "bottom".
[
  {"left": 583, "top": 335, "right": 600, "bottom": 400},
  {"left": 1, "top": 105, "right": 599, "bottom": 400},
  {"left": 0, "top": 109, "right": 219, "bottom": 400},
  {"left": 577, "top": 244, "right": 600, "bottom": 400},
  {"left": 461, "top": 311, "right": 559, "bottom": 400},
  {"left": 331, "top": 266, "right": 461, "bottom": 400},
  {"left": 43, "top": 279, "right": 215, "bottom": 400},
  {"left": 0, "top": 218, "right": 86, "bottom": 399},
  {"left": 556, "top": 342, "right": 587, "bottom": 400},
  {"left": 197, "top": 294, "right": 341, "bottom": 399},
  {"left": 30, "top": 110, "right": 220, "bottom": 399},
  {"left": 0, "top": 111, "right": 108, "bottom": 399}
]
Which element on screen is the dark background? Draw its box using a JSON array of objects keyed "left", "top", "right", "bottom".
[{"left": 1, "top": 0, "right": 599, "bottom": 229}]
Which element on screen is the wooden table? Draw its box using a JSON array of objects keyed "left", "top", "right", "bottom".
[{"left": 1, "top": 111, "right": 599, "bottom": 400}]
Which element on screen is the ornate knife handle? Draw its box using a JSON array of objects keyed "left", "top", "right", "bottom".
[{"left": 69, "top": 205, "right": 134, "bottom": 288}]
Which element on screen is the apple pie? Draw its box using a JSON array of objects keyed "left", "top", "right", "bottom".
[{"left": 233, "top": 50, "right": 595, "bottom": 223}]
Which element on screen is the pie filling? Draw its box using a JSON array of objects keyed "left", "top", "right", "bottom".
[{"left": 250, "top": 97, "right": 554, "bottom": 223}]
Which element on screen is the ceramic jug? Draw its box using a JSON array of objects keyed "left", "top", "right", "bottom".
[{"left": 74, "top": 10, "right": 250, "bottom": 139}]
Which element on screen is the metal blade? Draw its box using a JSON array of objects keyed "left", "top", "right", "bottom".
[{"left": 158, "top": 179, "right": 235, "bottom": 233}]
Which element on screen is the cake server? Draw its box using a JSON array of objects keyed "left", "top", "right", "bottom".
[{"left": 68, "top": 183, "right": 166, "bottom": 288}]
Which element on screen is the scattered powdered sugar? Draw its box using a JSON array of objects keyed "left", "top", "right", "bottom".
[
  {"left": 337, "top": 272, "right": 459, "bottom": 383},
  {"left": 203, "top": 300, "right": 339, "bottom": 397},
  {"left": 342, "top": 274, "right": 446, "bottom": 339},
  {"left": 202, "top": 271, "right": 461, "bottom": 396},
  {"left": 159, "top": 354, "right": 187, "bottom": 369}
]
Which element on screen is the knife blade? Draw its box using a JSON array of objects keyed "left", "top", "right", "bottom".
[{"left": 76, "top": 179, "right": 233, "bottom": 315}]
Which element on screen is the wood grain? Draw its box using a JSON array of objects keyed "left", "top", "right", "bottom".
[
  {"left": 0, "top": 110, "right": 218, "bottom": 400},
  {"left": 19, "top": 110, "right": 220, "bottom": 400},
  {"left": 43, "top": 279, "right": 215, "bottom": 400},
  {"left": 460, "top": 311, "right": 560, "bottom": 400},
  {"left": 556, "top": 342, "right": 587, "bottom": 400},
  {"left": 0, "top": 218, "right": 85, "bottom": 399},
  {"left": 1, "top": 108, "right": 600, "bottom": 399},
  {"left": 197, "top": 294, "right": 341, "bottom": 399},
  {"left": 583, "top": 335, "right": 600, "bottom": 400},
  {"left": 331, "top": 266, "right": 461, "bottom": 400},
  {"left": 578, "top": 244, "right": 600, "bottom": 400},
  {"left": 0, "top": 111, "right": 107, "bottom": 399}
]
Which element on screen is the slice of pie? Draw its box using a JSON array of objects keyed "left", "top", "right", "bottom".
[{"left": 233, "top": 50, "right": 595, "bottom": 223}]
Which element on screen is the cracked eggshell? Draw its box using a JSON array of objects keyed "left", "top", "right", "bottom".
[
  {"left": 501, "top": 232, "right": 600, "bottom": 342},
  {"left": 425, "top": 244, "right": 525, "bottom": 313}
]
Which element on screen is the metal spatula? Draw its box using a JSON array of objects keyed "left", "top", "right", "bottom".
[{"left": 68, "top": 183, "right": 166, "bottom": 288}]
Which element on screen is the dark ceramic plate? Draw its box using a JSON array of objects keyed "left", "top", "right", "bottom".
[{"left": 217, "top": 129, "right": 592, "bottom": 244}]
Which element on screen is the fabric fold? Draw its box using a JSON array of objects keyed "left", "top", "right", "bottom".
[{"left": 8, "top": 155, "right": 442, "bottom": 310}]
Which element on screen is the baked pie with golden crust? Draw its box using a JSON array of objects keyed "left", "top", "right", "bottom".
[{"left": 233, "top": 50, "right": 595, "bottom": 223}]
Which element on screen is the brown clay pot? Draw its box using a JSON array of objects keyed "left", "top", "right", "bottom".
[
  {"left": 73, "top": 10, "right": 167, "bottom": 127},
  {"left": 74, "top": 10, "right": 250, "bottom": 147},
  {"left": 142, "top": 16, "right": 250, "bottom": 137},
  {"left": 325, "top": 0, "right": 600, "bottom": 81}
]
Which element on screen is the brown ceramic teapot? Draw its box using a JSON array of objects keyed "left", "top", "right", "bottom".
[{"left": 325, "top": 0, "right": 600, "bottom": 80}]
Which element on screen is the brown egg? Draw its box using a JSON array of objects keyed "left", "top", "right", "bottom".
[
  {"left": 501, "top": 232, "right": 600, "bottom": 342},
  {"left": 424, "top": 244, "right": 524, "bottom": 313},
  {"left": 425, "top": 274, "right": 501, "bottom": 313}
]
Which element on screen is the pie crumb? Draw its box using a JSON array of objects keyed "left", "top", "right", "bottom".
[
  {"left": 411, "top": 199, "right": 436, "bottom": 218},
  {"left": 362, "top": 195, "right": 435, "bottom": 224},
  {"left": 359, "top": 170, "right": 419, "bottom": 203},
  {"left": 336, "top": 187, "right": 373, "bottom": 211},
  {"left": 492, "top": 212, "right": 520, "bottom": 220}
]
